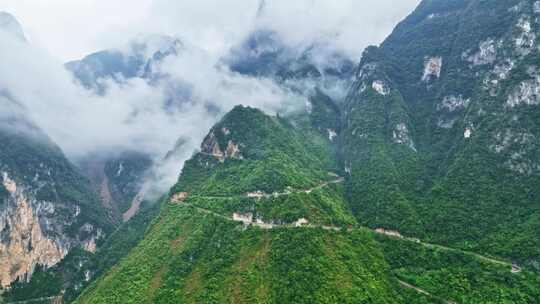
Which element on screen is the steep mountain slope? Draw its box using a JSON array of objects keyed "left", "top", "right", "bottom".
[
  {"left": 226, "top": 29, "right": 353, "bottom": 139},
  {"left": 66, "top": 35, "right": 187, "bottom": 223},
  {"left": 77, "top": 152, "right": 153, "bottom": 223},
  {"left": 226, "top": 29, "right": 354, "bottom": 84},
  {"left": 343, "top": 0, "right": 540, "bottom": 269},
  {"left": 3, "top": 197, "right": 160, "bottom": 303},
  {"left": 3, "top": 1, "right": 540, "bottom": 302},
  {"left": 377, "top": 234, "right": 540, "bottom": 304},
  {"left": 66, "top": 35, "right": 183, "bottom": 92},
  {"left": 75, "top": 105, "right": 540, "bottom": 303},
  {"left": 0, "top": 111, "right": 113, "bottom": 289},
  {"left": 104, "top": 152, "right": 153, "bottom": 218},
  {"left": 0, "top": 14, "right": 122, "bottom": 301},
  {"left": 0, "top": 110, "right": 156, "bottom": 303},
  {"left": 75, "top": 106, "right": 412, "bottom": 304}
]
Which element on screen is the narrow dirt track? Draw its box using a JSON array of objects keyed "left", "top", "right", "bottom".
[
  {"left": 398, "top": 280, "right": 457, "bottom": 304},
  {"left": 5, "top": 295, "right": 62, "bottom": 304},
  {"left": 187, "top": 177, "right": 345, "bottom": 200}
]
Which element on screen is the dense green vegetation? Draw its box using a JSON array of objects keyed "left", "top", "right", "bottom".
[
  {"left": 343, "top": 0, "right": 540, "bottom": 269},
  {"left": 3, "top": 266, "right": 63, "bottom": 302},
  {"left": 66, "top": 201, "right": 161, "bottom": 302},
  {"left": 308, "top": 88, "right": 341, "bottom": 133},
  {"left": 171, "top": 106, "right": 353, "bottom": 226},
  {"left": 342, "top": 51, "right": 424, "bottom": 235},
  {"left": 74, "top": 106, "right": 405, "bottom": 303},
  {"left": 186, "top": 185, "right": 354, "bottom": 227},
  {"left": 75, "top": 103, "right": 540, "bottom": 303},
  {"left": 376, "top": 235, "right": 540, "bottom": 303},
  {"left": 174, "top": 106, "right": 337, "bottom": 196},
  {"left": 6, "top": 0, "right": 540, "bottom": 302},
  {"left": 76, "top": 206, "right": 405, "bottom": 304}
]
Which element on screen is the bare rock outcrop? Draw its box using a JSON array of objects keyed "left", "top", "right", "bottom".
[
  {"left": 0, "top": 172, "right": 101, "bottom": 287},
  {"left": 422, "top": 57, "right": 442, "bottom": 82},
  {"left": 200, "top": 128, "right": 243, "bottom": 162}
]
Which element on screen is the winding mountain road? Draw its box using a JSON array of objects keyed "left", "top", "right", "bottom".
[
  {"left": 181, "top": 201, "right": 472, "bottom": 303},
  {"left": 183, "top": 201, "right": 521, "bottom": 273},
  {"left": 169, "top": 175, "right": 529, "bottom": 303},
  {"left": 186, "top": 177, "right": 345, "bottom": 201},
  {"left": 174, "top": 176, "right": 521, "bottom": 274},
  {"left": 398, "top": 280, "right": 457, "bottom": 304}
]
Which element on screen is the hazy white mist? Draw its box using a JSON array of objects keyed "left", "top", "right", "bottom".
[{"left": 0, "top": 0, "right": 420, "bottom": 198}]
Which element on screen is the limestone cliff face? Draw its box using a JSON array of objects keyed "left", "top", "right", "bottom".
[
  {"left": 0, "top": 114, "right": 110, "bottom": 292},
  {"left": 200, "top": 129, "right": 243, "bottom": 162},
  {"left": 0, "top": 172, "right": 102, "bottom": 287},
  {"left": 0, "top": 172, "right": 66, "bottom": 287},
  {"left": 0, "top": 14, "right": 112, "bottom": 296}
]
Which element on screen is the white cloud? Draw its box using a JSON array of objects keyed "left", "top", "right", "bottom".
[
  {"left": 256, "top": 0, "right": 421, "bottom": 58},
  {"left": 147, "top": 0, "right": 421, "bottom": 60},
  {"left": 1, "top": 0, "right": 420, "bottom": 61},
  {"left": 0, "top": 0, "right": 153, "bottom": 60},
  {"left": 0, "top": 28, "right": 304, "bottom": 198},
  {"left": 0, "top": 0, "right": 421, "bottom": 198}
]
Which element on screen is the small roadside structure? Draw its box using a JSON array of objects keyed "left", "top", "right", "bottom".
[
  {"left": 374, "top": 228, "right": 404, "bottom": 239},
  {"left": 255, "top": 218, "right": 274, "bottom": 229},
  {"left": 171, "top": 192, "right": 189, "bottom": 203},
  {"left": 246, "top": 191, "right": 265, "bottom": 199},
  {"left": 409, "top": 237, "right": 421, "bottom": 243},
  {"left": 294, "top": 218, "right": 309, "bottom": 227},
  {"left": 233, "top": 212, "right": 253, "bottom": 224}
]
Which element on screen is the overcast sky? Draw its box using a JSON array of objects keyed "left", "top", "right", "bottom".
[{"left": 1, "top": 0, "right": 420, "bottom": 61}]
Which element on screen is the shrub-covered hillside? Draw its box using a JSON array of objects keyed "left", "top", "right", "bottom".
[
  {"left": 342, "top": 0, "right": 540, "bottom": 269},
  {"left": 74, "top": 106, "right": 406, "bottom": 304}
]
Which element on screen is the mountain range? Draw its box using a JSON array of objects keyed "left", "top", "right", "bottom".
[{"left": 1, "top": 1, "right": 539, "bottom": 303}]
